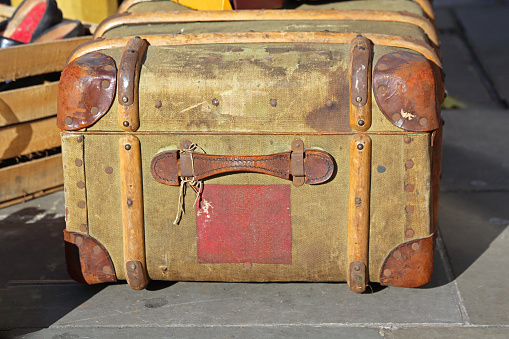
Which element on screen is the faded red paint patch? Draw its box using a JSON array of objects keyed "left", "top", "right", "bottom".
[{"left": 196, "top": 184, "right": 292, "bottom": 264}]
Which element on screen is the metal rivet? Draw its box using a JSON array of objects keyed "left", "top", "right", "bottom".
[
  {"left": 77, "top": 181, "right": 85, "bottom": 189},
  {"left": 378, "top": 64, "right": 387, "bottom": 71},
  {"left": 161, "top": 266, "right": 168, "bottom": 272},
  {"left": 356, "top": 96, "right": 362, "bottom": 103},
  {"left": 405, "top": 160, "right": 414, "bottom": 169},
  {"left": 128, "top": 49, "right": 135, "bottom": 53},
  {"left": 404, "top": 136, "right": 412, "bottom": 144},
  {"left": 93, "top": 245, "right": 101, "bottom": 254},
  {"left": 419, "top": 117, "right": 428, "bottom": 126},
  {"left": 355, "top": 198, "right": 362, "bottom": 205},
  {"left": 135, "top": 36, "right": 141, "bottom": 39},
  {"left": 393, "top": 250, "right": 402, "bottom": 260},
  {"left": 155, "top": 100, "right": 162, "bottom": 109},
  {"left": 359, "top": 46, "right": 365, "bottom": 51},
  {"left": 394, "top": 53, "right": 401, "bottom": 58},
  {"left": 105, "top": 166, "right": 113, "bottom": 174},
  {"left": 104, "top": 65, "right": 113, "bottom": 71},
  {"left": 103, "top": 266, "right": 111, "bottom": 274},
  {"left": 358, "top": 119, "right": 365, "bottom": 126},
  {"left": 90, "top": 107, "right": 99, "bottom": 115},
  {"left": 101, "top": 80, "right": 110, "bottom": 88},
  {"left": 405, "top": 229, "right": 415, "bottom": 238},
  {"left": 123, "top": 121, "right": 130, "bottom": 127},
  {"left": 78, "top": 201, "right": 86, "bottom": 209},
  {"left": 75, "top": 159, "right": 83, "bottom": 167},
  {"left": 244, "top": 262, "right": 253, "bottom": 270},
  {"left": 129, "top": 263, "right": 136, "bottom": 270},
  {"left": 326, "top": 99, "right": 333, "bottom": 107},
  {"left": 405, "top": 184, "right": 415, "bottom": 192},
  {"left": 125, "top": 144, "right": 131, "bottom": 151},
  {"left": 412, "top": 243, "right": 421, "bottom": 251},
  {"left": 76, "top": 136, "right": 83, "bottom": 143},
  {"left": 75, "top": 237, "right": 83, "bottom": 246},
  {"left": 378, "top": 85, "right": 387, "bottom": 95},
  {"left": 127, "top": 199, "right": 133, "bottom": 206},
  {"left": 405, "top": 205, "right": 415, "bottom": 213},
  {"left": 79, "top": 224, "right": 87, "bottom": 233},
  {"left": 122, "top": 96, "right": 129, "bottom": 103},
  {"left": 377, "top": 165, "right": 386, "bottom": 173},
  {"left": 357, "top": 143, "right": 364, "bottom": 150},
  {"left": 65, "top": 116, "right": 73, "bottom": 125},
  {"left": 270, "top": 99, "right": 277, "bottom": 107},
  {"left": 212, "top": 98, "right": 219, "bottom": 106},
  {"left": 354, "top": 265, "right": 361, "bottom": 271},
  {"left": 383, "top": 269, "right": 392, "bottom": 277},
  {"left": 392, "top": 113, "right": 401, "bottom": 121},
  {"left": 296, "top": 178, "right": 302, "bottom": 183}
]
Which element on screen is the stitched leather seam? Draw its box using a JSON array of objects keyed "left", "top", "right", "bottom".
[
  {"left": 306, "top": 153, "right": 333, "bottom": 182},
  {"left": 195, "top": 155, "right": 289, "bottom": 177},
  {"left": 152, "top": 153, "right": 178, "bottom": 184}
]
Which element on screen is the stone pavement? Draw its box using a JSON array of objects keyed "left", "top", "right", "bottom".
[{"left": 1, "top": 1, "right": 509, "bottom": 338}]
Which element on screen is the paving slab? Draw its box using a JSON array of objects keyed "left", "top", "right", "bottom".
[
  {"left": 5, "top": 326, "right": 385, "bottom": 339},
  {"left": 439, "top": 192, "right": 509, "bottom": 325},
  {"left": 440, "top": 109, "right": 509, "bottom": 192},
  {"left": 392, "top": 326, "right": 509, "bottom": 338},
  {"left": 456, "top": 7, "right": 509, "bottom": 105}
]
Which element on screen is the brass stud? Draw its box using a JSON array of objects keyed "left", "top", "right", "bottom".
[
  {"left": 378, "top": 64, "right": 387, "bottom": 71},
  {"left": 355, "top": 198, "right": 362, "bottom": 205},
  {"left": 383, "top": 269, "right": 392, "bottom": 277},
  {"left": 103, "top": 266, "right": 112, "bottom": 274},
  {"left": 123, "top": 121, "right": 129, "bottom": 127},
  {"left": 77, "top": 136, "right": 83, "bottom": 143},
  {"left": 122, "top": 96, "right": 128, "bottom": 103},
  {"left": 356, "top": 96, "right": 362, "bottom": 103},
  {"left": 75, "top": 159, "right": 83, "bottom": 167},
  {"left": 357, "top": 143, "right": 364, "bottom": 150},
  {"left": 392, "top": 113, "right": 401, "bottom": 121},
  {"left": 393, "top": 250, "right": 402, "bottom": 260},
  {"left": 90, "top": 107, "right": 99, "bottom": 115},
  {"left": 161, "top": 266, "right": 168, "bottom": 273},
  {"left": 125, "top": 144, "right": 131, "bottom": 151},
  {"left": 354, "top": 265, "right": 361, "bottom": 271},
  {"left": 77, "top": 181, "right": 85, "bottom": 189},
  {"left": 104, "top": 65, "right": 113, "bottom": 71},
  {"left": 244, "top": 262, "right": 253, "bottom": 270},
  {"left": 105, "top": 166, "right": 113, "bottom": 174},
  {"left": 404, "top": 136, "right": 412, "bottom": 144},
  {"left": 155, "top": 100, "right": 162, "bottom": 109},
  {"left": 79, "top": 224, "right": 87, "bottom": 233},
  {"left": 65, "top": 116, "right": 73, "bottom": 126},
  {"left": 295, "top": 178, "right": 302, "bottom": 183},
  {"left": 101, "top": 80, "right": 110, "bottom": 88},
  {"left": 212, "top": 98, "right": 219, "bottom": 106},
  {"left": 358, "top": 119, "right": 365, "bottom": 126},
  {"left": 405, "top": 229, "right": 415, "bottom": 238},
  {"left": 405, "top": 184, "right": 415, "bottom": 192},
  {"left": 405, "top": 160, "right": 414, "bottom": 169},
  {"left": 78, "top": 201, "right": 86, "bottom": 209},
  {"left": 270, "top": 99, "right": 277, "bottom": 107},
  {"left": 359, "top": 46, "right": 365, "bottom": 51},
  {"left": 412, "top": 243, "right": 421, "bottom": 251},
  {"left": 75, "top": 237, "right": 83, "bottom": 246},
  {"left": 93, "top": 245, "right": 101, "bottom": 254},
  {"left": 127, "top": 199, "right": 133, "bottom": 206},
  {"left": 129, "top": 263, "right": 136, "bottom": 270},
  {"left": 405, "top": 205, "right": 415, "bottom": 213},
  {"left": 419, "top": 117, "right": 428, "bottom": 126},
  {"left": 378, "top": 85, "right": 387, "bottom": 95},
  {"left": 326, "top": 99, "right": 333, "bottom": 107}
]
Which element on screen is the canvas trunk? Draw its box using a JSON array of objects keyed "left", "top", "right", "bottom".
[{"left": 58, "top": 7, "right": 444, "bottom": 293}]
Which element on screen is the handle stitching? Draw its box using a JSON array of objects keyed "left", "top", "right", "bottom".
[
  {"left": 305, "top": 153, "right": 334, "bottom": 182},
  {"left": 152, "top": 153, "right": 178, "bottom": 184},
  {"left": 195, "top": 154, "right": 290, "bottom": 177}
]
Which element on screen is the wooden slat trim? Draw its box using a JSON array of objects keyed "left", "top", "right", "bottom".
[
  {"left": 0, "top": 116, "right": 61, "bottom": 161},
  {"left": 94, "top": 9, "right": 438, "bottom": 45},
  {"left": 70, "top": 32, "right": 441, "bottom": 68},
  {"left": 0, "top": 82, "right": 58, "bottom": 128},
  {"left": 0, "top": 154, "right": 63, "bottom": 206},
  {"left": 0, "top": 36, "right": 92, "bottom": 82},
  {"left": 413, "top": 0, "right": 435, "bottom": 20}
]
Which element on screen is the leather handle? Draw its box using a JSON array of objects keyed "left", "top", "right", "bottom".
[{"left": 150, "top": 141, "right": 334, "bottom": 186}]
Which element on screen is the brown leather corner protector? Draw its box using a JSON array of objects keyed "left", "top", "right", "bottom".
[
  {"left": 63, "top": 230, "right": 117, "bottom": 284},
  {"left": 380, "top": 232, "right": 436, "bottom": 288},
  {"left": 150, "top": 149, "right": 334, "bottom": 186},
  {"left": 373, "top": 51, "right": 439, "bottom": 132},
  {"left": 58, "top": 52, "right": 117, "bottom": 131}
]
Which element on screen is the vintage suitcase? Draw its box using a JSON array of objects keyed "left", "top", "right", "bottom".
[{"left": 58, "top": 7, "right": 444, "bottom": 293}]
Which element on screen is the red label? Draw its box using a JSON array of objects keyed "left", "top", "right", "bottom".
[{"left": 196, "top": 184, "right": 292, "bottom": 264}]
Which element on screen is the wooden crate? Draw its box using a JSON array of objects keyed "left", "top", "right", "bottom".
[{"left": 0, "top": 35, "right": 91, "bottom": 208}]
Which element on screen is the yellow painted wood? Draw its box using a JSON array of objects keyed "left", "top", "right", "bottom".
[
  {"left": 11, "top": 0, "right": 118, "bottom": 23},
  {"left": 171, "top": 0, "right": 232, "bottom": 10}
]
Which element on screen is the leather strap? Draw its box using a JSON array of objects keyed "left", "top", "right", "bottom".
[{"left": 150, "top": 142, "right": 334, "bottom": 187}]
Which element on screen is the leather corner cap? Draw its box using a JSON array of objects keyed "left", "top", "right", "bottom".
[
  {"left": 64, "top": 230, "right": 117, "bottom": 284},
  {"left": 380, "top": 233, "right": 436, "bottom": 288},
  {"left": 373, "top": 51, "right": 440, "bottom": 132},
  {"left": 57, "top": 52, "right": 116, "bottom": 131}
]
